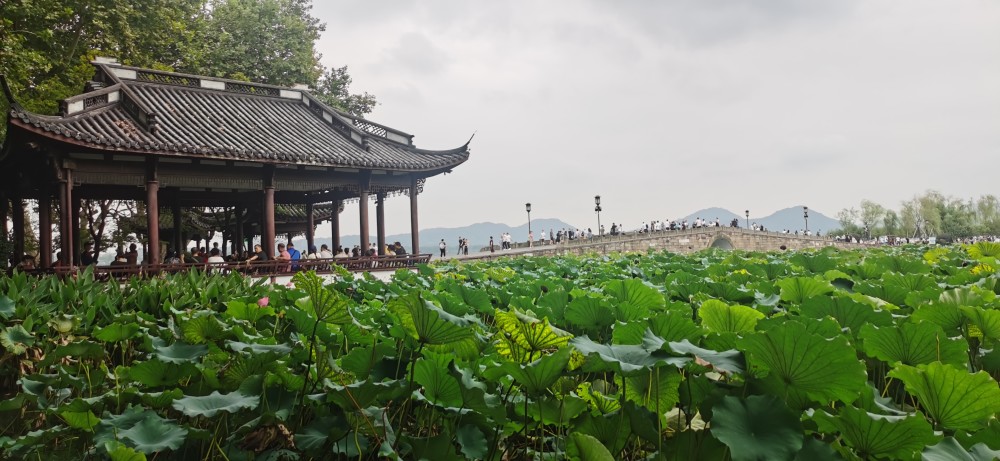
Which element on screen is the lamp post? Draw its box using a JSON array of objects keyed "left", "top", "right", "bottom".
[
  {"left": 803, "top": 206, "right": 809, "bottom": 234},
  {"left": 745, "top": 210, "right": 750, "bottom": 230},
  {"left": 595, "top": 195, "right": 602, "bottom": 237},
  {"left": 525, "top": 203, "right": 532, "bottom": 240}
]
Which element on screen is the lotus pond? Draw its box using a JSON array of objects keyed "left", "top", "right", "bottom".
[{"left": 1, "top": 244, "right": 1000, "bottom": 460}]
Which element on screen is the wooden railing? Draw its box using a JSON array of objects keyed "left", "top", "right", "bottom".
[{"left": 44, "top": 254, "right": 432, "bottom": 281}]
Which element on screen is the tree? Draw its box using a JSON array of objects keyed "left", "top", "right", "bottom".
[
  {"left": 858, "top": 200, "right": 886, "bottom": 238},
  {"left": 882, "top": 210, "right": 900, "bottom": 236},
  {"left": 313, "top": 66, "right": 378, "bottom": 116},
  {"left": 192, "top": 0, "right": 324, "bottom": 86},
  {"left": 836, "top": 208, "right": 861, "bottom": 236}
]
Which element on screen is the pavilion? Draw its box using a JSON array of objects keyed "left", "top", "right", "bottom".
[{"left": 0, "top": 58, "right": 470, "bottom": 267}]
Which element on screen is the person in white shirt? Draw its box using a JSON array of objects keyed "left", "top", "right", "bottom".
[{"left": 319, "top": 244, "right": 334, "bottom": 258}]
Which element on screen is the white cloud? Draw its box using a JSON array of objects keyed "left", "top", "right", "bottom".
[{"left": 311, "top": 0, "right": 1000, "bottom": 236}]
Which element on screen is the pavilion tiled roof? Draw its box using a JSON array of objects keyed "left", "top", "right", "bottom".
[{"left": 3, "top": 61, "right": 470, "bottom": 172}]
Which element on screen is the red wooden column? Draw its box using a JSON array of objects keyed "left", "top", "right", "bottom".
[
  {"left": 359, "top": 191, "right": 370, "bottom": 253},
  {"left": 358, "top": 171, "right": 371, "bottom": 253},
  {"left": 331, "top": 199, "right": 341, "bottom": 251},
  {"left": 409, "top": 176, "right": 420, "bottom": 255},
  {"left": 376, "top": 192, "right": 386, "bottom": 256},
  {"left": 305, "top": 202, "right": 315, "bottom": 252},
  {"left": 71, "top": 196, "right": 81, "bottom": 264},
  {"left": 146, "top": 181, "right": 160, "bottom": 265},
  {"left": 38, "top": 195, "right": 52, "bottom": 267},
  {"left": 59, "top": 169, "right": 74, "bottom": 266},
  {"left": 263, "top": 166, "right": 276, "bottom": 259},
  {"left": 146, "top": 159, "right": 160, "bottom": 265},
  {"left": 11, "top": 198, "right": 24, "bottom": 261}
]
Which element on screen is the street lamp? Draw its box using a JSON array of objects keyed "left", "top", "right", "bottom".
[
  {"left": 594, "top": 195, "right": 602, "bottom": 237},
  {"left": 803, "top": 206, "right": 809, "bottom": 234},
  {"left": 525, "top": 203, "right": 532, "bottom": 238},
  {"left": 745, "top": 210, "right": 750, "bottom": 230}
]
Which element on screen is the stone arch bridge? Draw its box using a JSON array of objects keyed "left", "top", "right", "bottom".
[{"left": 467, "top": 228, "right": 862, "bottom": 260}]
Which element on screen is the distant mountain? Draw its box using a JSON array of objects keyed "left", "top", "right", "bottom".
[
  {"left": 683, "top": 206, "right": 839, "bottom": 234},
  {"left": 312, "top": 217, "right": 578, "bottom": 255}
]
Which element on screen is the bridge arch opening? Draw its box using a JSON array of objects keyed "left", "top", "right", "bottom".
[{"left": 709, "top": 236, "right": 735, "bottom": 250}]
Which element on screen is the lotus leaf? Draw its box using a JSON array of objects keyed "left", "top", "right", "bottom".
[
  {"left": 0, "top": 324, "right": 35, "bottom": 354},
  {"left": 738, "top": 320, "right": 866, "bottom": 407},
  {"left": 859, "top": 321, "right": 968, "bottom": 366},
  {"left": 93, "top": 322, "right": 140, "bottom": 342},
  {"left": 171, "top": 391, "right": 259, "bottom": 418},
  {"left": 602, "top": 278, "right": 666, "bottom": 321},
  {"left": 566, "top": 432, "right": 615, "bottom": 461},
  {"left": 889, "top": 362, "right": 1000, "bottom": 431},
  {"left": 698, "top": 299, "right": 763, "bottom": 334},
  {"left": 710, "top": 394, "right": 803, "bottom": 461},
  {"left": 811, "top": 405, "right": 939, "bottom": 459},
  {"left": 922, "top": 437, "right": 1000, "bottom": 461},
  {"left": 390, "top": 292, "right": 474, "bottom": 345},
  {"left": 118, "top": 412, "right": 188, "bottom": 454},
  {"left": 776, "top": 277, "right": 834, "bottom": 304}
]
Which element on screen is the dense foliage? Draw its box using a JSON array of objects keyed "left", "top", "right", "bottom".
[{"left": 1, "top": 244, "right": 1000, "bottom": 460}]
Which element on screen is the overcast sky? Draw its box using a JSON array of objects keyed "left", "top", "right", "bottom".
[{"left": 310, "top": 1, "right": 1000, "bottom": 236}]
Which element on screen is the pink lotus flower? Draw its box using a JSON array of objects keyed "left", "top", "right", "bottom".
[{"left": 257, "top": 297, "right": 269, "bottom": 307}]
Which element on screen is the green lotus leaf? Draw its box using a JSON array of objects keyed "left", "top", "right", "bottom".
[
  {"left": 171, "top": 391, "right": 259, "bottom": 418},
  {"left": 224, "top": 300, "right": 275, "bottom": 323},
  {"left": 668, "top": 340, "right": 745, "bottom": 374},
  {"left": 883, "top": 272, "right": 938, "bottom": 293},
  {"left": 698, "top": 299, "right": 763, "bottom": 334},
  {"left": 738, "top": 320, "right": 867, "bottom": 408},
  {"left": 793, "top": 437, "right": 843, "bottom": 461},
  {"left": 292, "top": 271, "right": 355, "bottom": 324},
  {"left": 414, "top": 358, "right": 462, "bottom": 408},
  {"left": 757, "top": 315, "right": 842, "bottom": 339},
  {"left": 104, "top": 441, "right": 147, "bottom": 461},
  {"left": 811, "top": 405, "right": 939, "bottom": 459},
  {"left": 602, "top": 278, "right": 666, "bottom": 321},
  {"left": 498, "top": 347, "right": 570, "bottom": 396},
  {"left": 859, "top": 322, "right": 968, "bottom": 366},
  {"left": 570, "top": 333, "right": 687, "bottom": 375},
  {"left": 789, "top": 252, "right": 837, "bottom": 273},
  {"left": 776, "top": 277, "right": 834, "bottom": 304},
  {"left": 573, "top": 410, "right": 632, "bottom": 454},
  {"left": 922, "top": 437, "right": 1000, "bottom": 461},
  {"left": 390, "top": 292, "right": 474, "bottom": 345},
  {"left": 710, "top": 394, "right": 803, "bottom": 461},
  {"left": 152, "top": 341, "right": 208, "bottom": 364},
  {"left": 566, "top": 432, "right": 615, "bottom": 461},
  {"left": 93, "top": 322, "right": 141, "bottom": 342},
  {"left": 939, "top": 287, "right": 985, "bottom": 308},
  {"left": 889, "top": 362, "right": 1000, "bottom": 431},
  {"left": 565, "top": 295, "right": 616, "bottom": 335},
  {"left": 666, "top": 271, "right": 709, "bottom": 300},
  {"left": 623, "top": 366, "right": 682, "bottom": 415},
  {"left": 0, "top": 324, "right": 35, "bottom": 355},
  {"left": 0, "top": 296, "right": 14, "bottom": 319},
  {"left": 446, "top": 283, "right": 493, "bottom": 315},
  {"left": 872, "top": 254, "right": 931, "bottom": 274},
  {"left": 960, "top": 306, "right": 1000, "bottom": 340},
  {"left": 59, "top": 399, "right": 100, "bottom": 431},
  {"left": 226, "top": 340, "right": 293, "bottom": 355},
  {"left": 456, "top": 425, "right": 488, "bottom": 460},
  {"left": 612, "top": 311, "right": 702, "bottom": 346},
  {"left": 799, "top": 295, "right": 893, "bottom": 337},
  {"left": 854, "top": 281, "right": 911, "bottom": 307},
  {"left": 912, "top": 303, "right": 966, "bottom": 334},
  {"left": 495, "top": 309, "right": 570, "bottom": 358},
  {"left": 179, "top": 315, "right": 226, "bottom": 344},
  {"left": 406, "top": 433, "right": 462, "bottom": 461},
  {"left": 518, "top": 395, "right": 588, "bottom": 426},
  {"left": 125, "top": 359, "right": 198, "bottom": 388},
  {"left": 119, "top": 412, "right": 188, "bottom": 454},
  {"left": 705, "top": 280, "right": 756, "bottom": 304}
]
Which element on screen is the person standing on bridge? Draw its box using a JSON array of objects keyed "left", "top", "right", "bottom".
[{"left": 439, "top": 239, "right": 447, "bottom": 257}]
